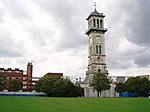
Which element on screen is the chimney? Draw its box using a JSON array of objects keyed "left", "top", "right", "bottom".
[{"left": 27, "top": 62, "right": 33, "bottom": 78}]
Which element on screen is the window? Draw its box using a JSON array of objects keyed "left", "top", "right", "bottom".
[
  {"left": 99, "top": 45, "right": 101, "bottom": 54},
  {"left": 23, "top": 77, "right": 27, "bottom": 80},
  {"left": 100, "top": 20, "right": 103, "bottom": 28},
  {"left": 93, "top": 19, "right": 96, "bottom": 27},
  {"left": 23, "top": 82, "right": 27, "bottom": 84},
  {"left": 98, "top": 69, "right": 101, "bottom": 72},
  {"left": 96, "top": 45, "right": 99, "bottom": 54},
  {"left": 32, "top": 82, "right": 35, "bottom": 85},
  {"left": 96, "top": 45, "right": 101, "bottom": 54},
  {"left": 8, "top": 70, "right": 11, "bottom": 73},
  {"left": 97, "top": 19, "right": 99, "bottom": 28},
  {"left": 23, "top": 86, "right": 27, "bottom": 89}
]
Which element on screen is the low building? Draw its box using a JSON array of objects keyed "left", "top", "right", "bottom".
[
  {"left": 0, "top": 62, "right": 64, "bottom": 92},
  {"left": 0, "top": 62, "right": 34, "bottom": 91},
  {"left": 44, "top": 73, "right": 63, "bottom": 77},
  {"left": 110, "top": 76, "right": 132, "bottom": 83}
]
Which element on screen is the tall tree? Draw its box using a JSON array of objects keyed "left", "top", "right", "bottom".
[
  {"left": 40, "top": 76, "right": 61, "bottom": 96},
  {"left": 90, "top": 73, "right": 111, "bottom": 97},
  {"left": 115, "top": 82, "right": 126, "bottom": 93},
  {"left": 125, "top": 76, "right": 150, "bottom": 97},
  {"left": 139, "top": 77, "right": 150, "bottom": 93},
  {"left": 35, "top": 77, "right": 45, "bottom": 92},
  {"left": 0, "top": 73, "right": 6, "bottom": 91},
  {"left": 75, "top": 83, "right": 84, "bottom": 97},
  {"left": 35, "top": 76, "right": 62, "bottom": 96},
  {"left": 9, "top": 78, "right": 22, "bottom": 94}
]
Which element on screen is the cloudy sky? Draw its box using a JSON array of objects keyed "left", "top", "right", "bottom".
[{"left": 0, "top": 0, "right": 150, "bottom": 79}]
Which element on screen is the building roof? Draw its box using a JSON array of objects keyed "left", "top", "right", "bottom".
[
  {"left": 44, "top": 72, "right": 63, "bottom": 77},
  {"left": 86, "top": 9, "right": 105, "bottom": 20}
]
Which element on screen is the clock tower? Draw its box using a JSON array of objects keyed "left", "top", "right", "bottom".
[
  {"left": 83, "top": 4, "right": 108, "bottom": 84},
  {"left": 80, "top": 4, "right": 109, "bottom": 97}
]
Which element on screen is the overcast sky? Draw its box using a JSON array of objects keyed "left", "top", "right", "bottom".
[{"left": 0, "top": 0, "right": 150, "bottom": 79}]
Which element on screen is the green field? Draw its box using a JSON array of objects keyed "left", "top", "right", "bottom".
[{"left": 0, "top": 96, "right": 150, "bottom": 112}]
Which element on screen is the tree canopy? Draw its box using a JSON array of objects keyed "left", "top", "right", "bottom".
[
  {"left": 0, "top": 72, "right": 6, "bottom": 91},
  {"left": 125, "top": 77, "right": 150, "bottom": 96},
  {"left": 35, "top": 76, "right": 84, "bottom": 97},
  {"left": 9, "top": 78, "right": 22, "bottom": 92},
  {"left": 115, "top": 82, "right": 126, "bottom": 93},
  {"left": 90, "top": 73, "right": 111, "bottom": 97},
  {"left": 115, "top": 76, "right": 150, "bottom": 97}
]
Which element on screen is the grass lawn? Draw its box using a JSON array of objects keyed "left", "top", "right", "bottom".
[{"left": 0, "top": 96, "right": 150, "bottom": 112}]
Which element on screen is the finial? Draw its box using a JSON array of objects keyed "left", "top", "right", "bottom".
[{"left": 94, "top": 2, "right": 97, "bottom": 12}]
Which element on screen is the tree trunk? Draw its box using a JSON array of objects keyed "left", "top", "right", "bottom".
[
  {"left": 97, "top": 91, "right": 99, "bottom": 97},
  {"left": 100, "top": 91, "right": 102, "bottom": 97}
]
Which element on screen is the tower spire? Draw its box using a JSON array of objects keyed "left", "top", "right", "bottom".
[{"left": 94, "top": 2, "right": 97, "bottom": 12}]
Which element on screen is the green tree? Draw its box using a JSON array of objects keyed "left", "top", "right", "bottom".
[
  {"left": 35, "top": 77, "right": 45, "bottom": 92},
  {"left": 35, "top": 76, "right": 62, "bottom": 96},
  {"left": 0, "top": 73, "right": 6, "bottom": 91},
  {"left": 51, "top": 78, "right": 76, "bottom": 97},
  {"left": 9, "top": 78, "right": 22, "bottom": 94},
  {"left": 139, "top": 77, "right": 150, "bottom": 93},
  {"left": 41, "top": 76, "right": 61, "bottom": 96},
  {"left": 57, "top": 78, "right": 84, "bottom": 97},
  {"left": 90, "top": 73, "right": 111, "bottom": 97},
  {"left": 115, "top": 82, "right": 126, "bottom": 93},
  {"left": 75, "top": 83, "right": 84, "bottom": 97},
  {"left": 125, "top": 77, "right": 150, "bottom": 97},
  {"left": 35, "top": 76, "right": 84, "bottom": 97}
]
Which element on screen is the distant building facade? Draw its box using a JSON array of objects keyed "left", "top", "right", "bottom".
[
  {"left": 0, "top": 62, "right": 63, "bottom": 92},
  {"left": 0, "top": 62, "right": 34, "bottom": 91}
]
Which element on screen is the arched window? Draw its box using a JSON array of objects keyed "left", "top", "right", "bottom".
[
  {"left": 100, "top": 19, "right": 103, "bottom": 28},
  {"left": 96, "top": 45, "right": 99, "bottom": 54},
  {"left": 99, "top": 45, "right": 101, "bottom": 54},
  {"left": 96, "top": 45, "right": 101, "bottom": 54},
  {"left": 97, "top": 19, "right": 99, "bottom": 28},
  {"left": 98, "top": 69, "right": 101, "bottom": 72},
  {"left": 93, "top": 19, "right": 96, "bottom": 27}
]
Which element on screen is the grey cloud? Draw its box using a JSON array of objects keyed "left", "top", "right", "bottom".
[
  {"left": 122, "top": 0, "right": 150, "bottom": 45},
  {"left": 105, "top": 0, "right": 150, "bottom": 70},
  {"left": 0, "top": 28, "right": 24, "bottom": 57},
  {"left": 33, "top": 0, "right": 90, "bottom": 51},
  {"left": 0, "top": 9, "right": 4, "bottom": 23},
  {"left": 2, "top": 0, "right": 31, "bottom": 21},
  {"left": 123, "top": 0, "right": 150, "bottom": 67},
  {"left": 26, "top": 26, "right": 55, "bottom": 47},
  {"left": 134, "top": 48, "right": 150, "bottom": 67}
]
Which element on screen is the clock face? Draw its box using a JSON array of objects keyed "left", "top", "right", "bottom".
[
  {"left": 97, "top": 57, "right": 100, "bottom": 62},
  {"left": 95, "top": 35, "right": 102, "bottom": 43},
  {"left": 97, "top": 57, "right": 103, "bottom": 62}
]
